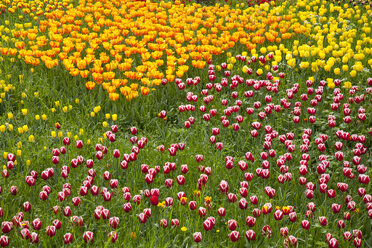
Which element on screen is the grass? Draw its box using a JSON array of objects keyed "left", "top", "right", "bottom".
[{"left": 0, "top": 0, "right": 371, "bottom": 247}]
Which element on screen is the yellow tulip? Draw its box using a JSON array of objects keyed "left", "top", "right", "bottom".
[
  {"left": 22, "top": 125, "right": 28, "bottom": 132},
  {"left": 343, "top": 81, "right": 352, "bottom": 89}
]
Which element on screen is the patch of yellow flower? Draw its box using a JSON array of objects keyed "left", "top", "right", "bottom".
[{"left": 157, "top": 201, "right": 166, "bottom": 208}]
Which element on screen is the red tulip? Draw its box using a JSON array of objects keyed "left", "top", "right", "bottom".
[
  {"left": 274, "top": 210, "right": 283, "bottom": 220},
  {"left": 338, "top": 220, "right": 345, "bottom": 229},
  {"left": 83, "top": 231, "right": 94, "bottom": 243},
  {"left": 301, "top": 220, "right": 310, "bottom": 229},
  {"left": 164, "top": 197, "right": 173, "bottom": 207},
  {"left": 159, "top": 110, "right": 167, "bottom": 118},
  {"left": 149, "top": 188, "right": 158, "bottom": 197},
  {"left": 203, "top": 219, "right": 212, "bottom": 231},
  {"left": 358, "top": 174, "right": 369, "bottom": 184},
  {"left": 7, "top": 153, "right": 15, "bottom": 162},
  {"left": 123, "top": 191, "right": 132, "bottom": 201},
  {"left": 102, "top": 209, "right": 112, "bottom": 221},
  {"left": 53, "top": 219, "right": 62, "bottom": 230},
  {"left": 176, "top": 175, "right": 185, "bottom": 185},
  {"left": 219, "top": 180, "right": 229, "bottom": 194},
  {"left": 193, "top": 232, "right": 202, "bottom": 243},
  {"left": 51, "top": 155, "right": 59, "bottom": 164},
  {"left": 244, "top": 173, "right": 253, "bottom": 182},
  {"left": 330, "top": 203, "right": 341, "bottom": 214},
  {"left": 264, "top": 186, "right": 275, "bottom": 198},
  {"left": 343, "top": 211, "right": 351, "bottom": 220},
  {"left": 216, "top": 142, "right": 223, "bottom": 150},
  {"left": 354, "top": 237, "right": 362, "bottom": 247},
  {"left": 39, "top": 191, "right": 48, "bottom": 201},
  {"left": 245, "top": 230, "right": 255, "bottom": 241},
  {"left": 246, "top": 216, "right": 256, "bottom": 227},
  {"left": 21, "top": 201, "right": 31, "bottom": 212},
  {"left": 109, "top": 217, "right": 119, "bottom": 229},
  {"left": 109, "top": 133, "right": 116, "bottom": 142},
  {"left": 280, "top": 227, "right": 289, "bottom": 236},
  {"left": 63, "top": 233, "right": 73, "bottom": 244},
  {"left": 170, "top": 219, "right": 179, "bottom": 228},
  {"left": 112, "top": 149, "right": 120, "bottom": 158},
  {"left": 329, "top": 238, "right": 339, "bottom": 248},
  {"left": 94, "top": 208, "right": 102, "bottom": 220},
  {"left": 46, "top": 225, "right": 56, "bottom": 237},
  {"left": 239, "top": 187, "right": 248, "bottom": 198},
  {"left": 261, "top": 225, "right": 272, "bottom": 239},
  {"left": 110, "top": 125, "right": 118, "bottom": 133},
  {"left": 72, "top": 197, "right": 81, "bottom": 207},
  {"left": 168, "top": 146, "right": 177, "bottom": 156},
  {"left": 216, "top": 207, "right": 225, "bottom": 217},
  {"left": 262, "top": 203, "right": 272, "bottom": 215},
  {"left": 357, "top": 165, "right": 367, "bottom": 174},
  {"left": 63, "top": 207, "right": 71, "bottom": 217},
  {"left": 146, "top": 194, "right": 157, "bottom": 206},
  {"left": 52, "top": 148, "right": 60, "bottom": 157},
  {"left": 227, "top": 193, "right": 237, "bottom": 203},
  {"left": 198, "top": 207, "right": 206, "bottom": 217},
  {"left": 289, "top": 212, "right": 297, "bottom": 222},
  {"left": 319, "top": 216, "right": 327, "bottom": 226},
  {"left": 76, "top": 140, "right": 83, "bottom": 149},
  {"left": 1, "top": 222, "right": 12, "bottom": 234},
  {"left": 29, "top": 232, "right": 38, "bottom": 244},
  {"left": 252, "top": 121, "right": 261, "bottom": 130},
  {"left": 363, "top": 194, "right": 372, "bottom": 204},
  {"left": 102, "top": 191, "right": 111, "bottom": 201},
  {"left": 0, "top": 235, "right": 9, "bottom": 247},
  {"left": 246, "top": 195, "right": 257, "bottom": 205},
  {"left": 108, "top": 231, "right": 118, "bottom": 243},
  {"left": 287, "top": 235, "right": 298, "bottom": 247},
  {"left": 225, "top": 219, "right": 237, "bottom": 231},
  {"left": 185, "top": 201, "right": 196, "bottom": 211},
  {"left": 123, "top": 203, "right": 132, "bottom": 213},
  {"left": 229, "top": 231, "right": 239, "bottom": 242}
]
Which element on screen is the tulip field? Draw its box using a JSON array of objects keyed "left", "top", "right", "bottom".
[{"left": 0, "top": 0, "right": 371, "bottom": 247}]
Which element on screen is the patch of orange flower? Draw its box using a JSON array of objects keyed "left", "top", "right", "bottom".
[{"left": 0, "top": 0, "right": 308, "bottom": 101}]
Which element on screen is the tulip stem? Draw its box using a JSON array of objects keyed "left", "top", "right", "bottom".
[
  {"left": 116, "top": 158, "right": 119, "bottom": 180},
  {"left": 54, "top": 165, "right": 58, "bottom": 187},
  {"left": 74, "top": 170, "right": 77, "bottom": 187},
  {"left": 33, "top": 185, "right": 36, "bottom": 218}
]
